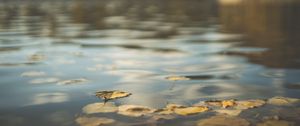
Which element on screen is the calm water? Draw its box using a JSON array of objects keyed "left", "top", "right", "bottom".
[{"left": 0, "top": 0, "right": 300, "bottom": 126}]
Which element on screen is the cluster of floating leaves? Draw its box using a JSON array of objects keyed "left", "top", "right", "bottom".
[{"left": 76, "top": 92, "right": 300, "bottom": 126}]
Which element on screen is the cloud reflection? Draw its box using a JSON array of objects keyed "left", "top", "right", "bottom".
[{"left": 26, "top": 92, "right": 69, "bottom": 106}]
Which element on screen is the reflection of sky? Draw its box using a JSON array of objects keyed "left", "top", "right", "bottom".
[
  {"left": 1, "top": 1, "right": 300, "bottom": 125},
  {"left": 26, "top": 92, "right": 69, "bottom": 106}
]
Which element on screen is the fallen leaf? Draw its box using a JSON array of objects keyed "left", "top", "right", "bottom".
[
  {"left": 95, "top": 90, "right": 131, "bottom": 102},
  {"left": 21, "top": 71, "right": 46, "bottom": 77},
  {"left": 174, "top": 106, "right": 209, "bottom": 116},
  {"left": 118, "top": 105, "right": 156, "bottom": 117},
  {"left": 75, "top": 117, "right": 115, "bottom": 126},
  {"left": 204, "top": 100, "right": 223, "bottom": 107},
  {"left": 215, "top": 109, "right": 242, "bottom": 116},
  {"left": 236, "top": 99, "right": 266, "bottom": 109},
  {"left": 82, "top": 102, "right": 118, "bottom": 114},
  {"left": 222, "top": 100, "right": 236, "bottom": 108},
  {"left": 256, "top": 120, "right": 294, "bottom": 126},
  {"left": 57, "top": 78, "right": 88, "bottom": 85},
  {"left": 267, "top": 96, "right": 300, "bottom": 106},
  {"left": 197, "top": 115, "right": 250, "bottom": 126},
  {"left": 166, "top": 75, "right": 190, "bottom": 81},
  {"left": 155, "top": 103, "right": 184, "bottom": 115}
]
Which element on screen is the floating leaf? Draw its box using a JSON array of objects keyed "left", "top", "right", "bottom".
[
  {"left": 82, "top": 102, "right": 118, "bottom": 114},
  {"left": 29, "top": 78, "right": 59, "bottom": 84},
  {"left": 204, "top": 100, "right": 223, "bottom": 107},
  {"left": 165, "top": 75, "right": 190, "bottom": 81},
  {"left": 174, "top": 106, "right": 209, "bottom": 116},
  {"left": 21, "top": 71, "right": 46, "bottom": 77},
  {"left": 215, "top": 109, "right": 242, "bottom": 116},
  {"left": 235, "top": 99, "right": 266, "bottom": 109},
  {"left": 75, "top": 117, "right": 115, "bottom": 126},
  {"left": 57, "top": 78, "right": 88, "bottom": 85},
  {"left": 256, "top": 120, "right": 294, "bottom": 126},
  {"left": 222, "top": 100, "right": 236, "bottom": 108},
  {"left": 197, "top": 115, "right": 250, "bottom": 126},
  {"left": 267, "top": 96, "right": 300, "bottom": 106},
  {"left": 118, "top": 105, "right": 156, "bottom": 117},
  {"left": 95, "top": 90, "right": 131, "bottom": 102},
  {"left": 155, "top": 103, "right": 184, "bottom": 115}
]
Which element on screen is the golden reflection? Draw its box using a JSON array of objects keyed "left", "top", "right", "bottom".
[{"left": 219, "top": 0, "right": 300, "bottom": 68}]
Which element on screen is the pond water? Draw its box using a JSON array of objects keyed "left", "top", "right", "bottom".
[{"left": 0, "top": 0, "right": 300, "bottom": 126}]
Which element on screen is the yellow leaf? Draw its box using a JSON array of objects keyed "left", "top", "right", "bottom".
[
  {"left": 236, "top": 99, "right": 265, "bottom": 109},
  {"left": 118, "top": 105, "right": 156, "bottom": 117},
  {"left": 174, "top": 106, "right": 208, "bottom": 116},
  {"left": 82, "top": 102, "right": 118, "bottom": 114},
  {"left": 267, "top": 96, "right": 300, "bottom": 106},
  {"left": 95, "top": 90, "right": 131, "bottom": 101},
  {"left": 222, "top": 100, "right": 236, "bottom": 108}
]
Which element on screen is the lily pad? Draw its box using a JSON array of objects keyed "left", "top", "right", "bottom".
[
  {"left": 267, "top": 96, "right": 300, "bottom": 106},
  {"left": 75, "top": 117, "right": 115, "bottom": 126},
  {"left": 215, "top": 109, "right": 242, "bottom": 116},
  {"left": 256, "top": 120, "right": 294, "bottom": 126},
  {"left": 174, "top": 106, "right": 209, "bottom": 116},
  {"left": 57, "top": 78, "right": 88, "bottom": 85},
  {"left": 21, "top": 71, "right": 46, "bottom": 77},
  {"left": 197, "top": 115, "right": 250, "bottom": 126},
  {"left": 82, "top": 102, "right": 118, "bottom": 114},
  {"left": 118, "top": 105, "right": 156, "bottom": 117},
  {"left": 95, "top": 90, "right": 131, "bottom": 102},
  {"left": 236, "top": 99, "right": 266, "bottom": 109},
  {"left": 165, "top": 75, "right": 190, "bottom": 81}
]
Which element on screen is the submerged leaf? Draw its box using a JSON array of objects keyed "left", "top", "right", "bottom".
[
  {"left": 215, "top": 109, "right": 242, "bottom": 116},
  {"left": 57, "top": 78, "right": 88, "bottom": 85},
  {"left": 267, "top": 96, "right": 300, "bottom": 106},
  {"left": 75, "top": 117, "right": 115, "bottom": 126},
  {"left": 82, "top": 102, "right": 118, "bottom": 114},
  {"left": 95, "top": 90, "right": 131, "bottom": 101},
  {"left": 118, "top": 105, "right": 156, "bottom": 117},
  {"left": 235, "top": 99, "right": 266, "bottom": 109},
  {"left": 165, "top": 75, "right": 190, "bottom": 81},
  {"left": 197, "top": 115, "right": 250, "bottom": 126},
  {"left": 256, "top": 120, "right": 294, "bottom": 126},
  {"left": 174, "top": 106, "right": 209, "bottom": 116}
]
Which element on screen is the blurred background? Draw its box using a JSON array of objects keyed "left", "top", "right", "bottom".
[{"left": 0, "top": 0, "right": 300, "bottom": 126}]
